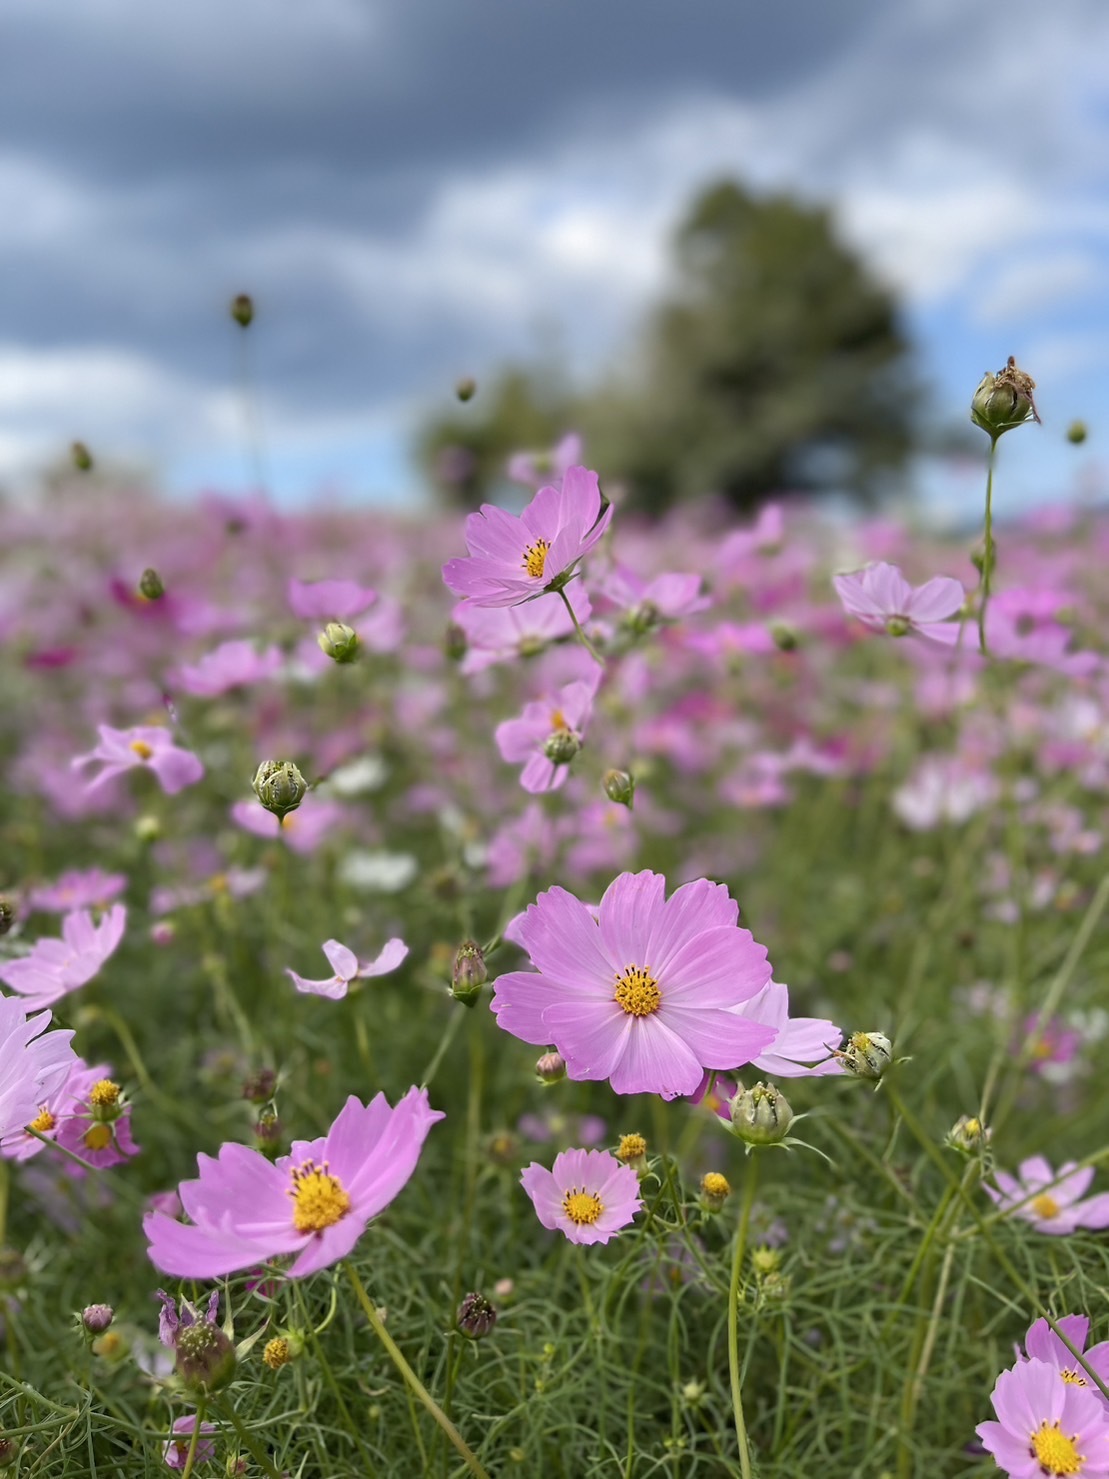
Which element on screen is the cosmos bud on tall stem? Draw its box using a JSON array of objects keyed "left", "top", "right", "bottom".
[
  {"left": 71, "top": 441, "right": 93, "bottom": 472},
  {"left": 450, "top": 940, "right": 487, "bottom": 1006},
  {"left": 729, "top": 1082, "right": 793, "bottom": 1145},
  {"left": 970, "top": 356, "right": 1039, "bottom": 442},
  {"left": 230, "top": 293, "right": 254, "bottom": 329},
  {"left": 252, "top": 760, "right": 308, "bottom": 822},
  {"left": 602, "top": 769, "right": 635, "bottom": 807},
  {"left": 317, "top": 622, "right": 360, "bottom": 663},
  {"left": 138, "top": 568, "right": 166, "bottom": 601}
]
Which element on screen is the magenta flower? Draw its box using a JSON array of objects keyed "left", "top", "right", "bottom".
[
  {"left": 976, "top": 1357, "right": 1109, "bottom": 1477},
  {"left": 0, "top": 998, "right": 76, "bottom": 1148},
  {"left": 0, "top": 905, "right": 126, "bottom": 1010},
  {"left": 442, "top": 465, "right": 612, "bottom": 607},
  {"left": 985, "top": 1156, "right": 1109, "bottom": 1235},
  {"left": 286, "top": 937, "right": 409, "bottom": 1000},
  {"left": 144, "top": 1088, "right": 444, "bottom": 1279},
  {"left": 175, "top": 639, "right": 284, "bottom": 698},
  {"left": 520, "top": 1147, "right": 642, "bottom": 1245},
  {"left": 72, "top": 725, "right": 204, "bottom": 796},
  {"left": 2, "top": 1056, "right": 133, "bottom": 1165},
  {"left": 288, "top": 577, "right": 377, "bottom": 620},
  {"left": 495, "top": 676, "right": 598, "bottom": 794},
  {"left": 490, "top": 871, "right": 778, "bottom": 1099},
  {"left": 163, "top": 1414, "right": 218, "bottom": 1470},
  {"left": 833, "top": 562, "right": 965, "bottom": 644},
  {"left": 1020, "top": 1316, "right": 1109, "bottom": 1410}
]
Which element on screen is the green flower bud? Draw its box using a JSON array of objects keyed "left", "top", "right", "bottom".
[
  {"left": 451, "top": 940, "right": 487, "bottom": 1006},
  {"left": 1067, "top": 419, "right": 1088, "bottom": 445},
  {"left": 535, "top": 1051, "right": 566, "bottom": 1085},
  {"left": 230, "top": 293, "right": 254, "bottom": 328},
  {"left": 837, "top": 1030, "right": 894, "bottom": 1080},
  {"left": 252, "top": 759, "right": 308, "bottom": 822},
  {"left": 885, "top": 616, "right": 911, "bottom": 637},
  {"left": 602, "top": 769, "right": 635, "bottom": 807},
  {"left": 729, "top": 1082, "right": 793, "bottom": 1145},
  {"left": 946, "top": 1114, "right": 991, "bottom": 1155},
  {"left": 443, "top": 622, "right": 467, "bottom": 662},
  {"left": 543, "top": 729, "right": 581, "bottom": 766},
  {"left": 699, "top": 1171, "right": 731, "bottom": 1212},
  {"left": 455, "top": 376, "right": 477, "bottom": 402},
  {"left": 138, "top": 568, "right": 165, "bottom": 601},
  {"left": 175, "top": 1320, "right": 237, "bottom": 1393},
  {"left": 769, "top": 620, "right": 799, "bottom": 652},
  {"left": 71, "top": 440, "right": 93, "bottom": 471},
  {"left": 970, "top": 356, "right": 1040, "bottom": 441},
  {"left": 317, "top": 621, "right": 360, "bottom": 663}
]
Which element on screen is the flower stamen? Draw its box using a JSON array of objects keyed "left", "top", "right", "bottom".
[
  {"left": 522, "top": 540, "right": 550, "bottom": 580},
  {"left": 130, "top": 740, "right": 154, "bottom": 760},
  {"left": 1029, "top": 1418, "right": 1084, "bottom": 1475},
  {"left": 1031, "top": 1193, "right": 1061, "bottom": 1221},
  {"left": 562, "top": 1188, "right": 603, "bottom": 1225},
  {"left": 614, "top": 965, "right": 661, "bottom": 1017},
  {"left": 288, "top": 1160, "right": 352, "bottom": 1233}
]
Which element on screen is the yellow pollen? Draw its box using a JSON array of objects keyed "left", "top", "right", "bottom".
[
  {"left": 1030, "top": 1419, "right": 1084, "bottom": 1475},
  {"left": 1031, "top": 1193, "right": 1061, "bottom": 1220},
  {"left": 702, "top": 1173, "right": 730, "bottom": 1199},
  {"left": 617, "top": 1133, "right": 647, "bottom": 1163},
  {"left": 83, "top": 1124, "right": 113, "bottom": 1152},
  {"left": 263, "top": 1337, "right": 291, "bottom": 1370},
  {"left": 289, "top": 1160, "right": 352, "bottom": 1233},
  {"left": 29, "top": 1107, "right": 56, "bottom": 1134},
  {"left": 1062, "top": 1368, "right": 1088, "bottom": 1387},
  {"left": 89, "top": 1079, "right": 121, "bottom": 1108},
  {"left": 522, "top": 539, "right": 550, "bottom": 579},
  {"left": 549, "top": 709, "right": 568, "bottom": 731},
  {"left": 129, "top": 740, "right": 154, "bottom": 760},
  {"left": 614, "top": 965, "right": 661, "bottom": 1017},
  {"left": 562, "top": 1188, "right": 604, "bottom": 1225}
]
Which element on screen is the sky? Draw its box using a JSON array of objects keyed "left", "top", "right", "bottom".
[{"left": 2, "top": 0, "right": 1108, "bottom": 518}]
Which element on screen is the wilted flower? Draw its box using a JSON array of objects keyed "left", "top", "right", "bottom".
[
  {"left": 286, "top": 937, "right": 408, "bottom": 1000},
  {"left": 156, "top": 1291, "right": 235, "bottom": 1392}
]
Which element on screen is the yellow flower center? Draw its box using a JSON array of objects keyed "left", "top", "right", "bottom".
[
  {"left": 522, "top": 539, "right": 550, "bottom": 579},
  {"left": 549, "top": 709, "right": 567, "bottom": 730},
  {"left": 1030, "top": 1420, "right": 1084, "bottom": 1475},
  {"left": 702, "top": 1173, "right": 730, "bottom": 1199},
  {"left": 263, "top": 1337, "right": 291, "bottom": 1370},
  {"left": 562, "top": 1189, "right": 604, "bottom": 1225},
  {"left": 130, "top": 740, "right": 154, "bottom": 760},
  {"left": 29, "top": 1107, "right": 55, "bottom": 1134},
  {"left": 1031, "top": 1193, "right": 1061, "bottom": 1220},
  {"left": 83, "top": 1124, "right": 113, "bottom": 1152},
  {"left": 89, "top": 1080, "right": 121, "bottom": 1108},
  {"left": 1062, "top": 1368, "right": 1088, "bottom": 1387},
  {"left": 289, "top": 1161, "right": 352, "bottom": 1233},
  {"left": 614, "top": 965, "right": 661, "bottom": 1017},
  {"left": 617, "top": 1134, "right": 647, "bottom": 1163}
]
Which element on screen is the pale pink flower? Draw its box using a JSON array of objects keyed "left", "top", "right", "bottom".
[
  {"left": 287, "top": 577, "right": 377, "bottom": 620},
  {"left": 0, "top": 998, "right": 76, "bottom": 1148},
  {"left": 1019, "top": 1315, "right": 1109, "bottom": 1410},
  {"left": 976, "top": 1357, "right": 1109, "bottom": 1476},
  {"left": 833, "top": 562, "right": 965, "bottom": 644},
  {"left": 495, "top": 676, "right": 598, "bottom": 794},
  {"left": 0, "top": 906, "right": 126, "bottom": 1009},
  {"left": 985, "top": 1156, "right": 1109, "bottom": 1235},
  {"left": 72, "top": 725, "right": 204, "bottom": 796},
  {"left": 521, "top": 1147, "right": 641, "bottom": 1244},
  {"left": 286, "top": 937, "right": 408, "bottom": 999},
  {"left": 175, "top": 639, "right": 284, "bottom": 697}
]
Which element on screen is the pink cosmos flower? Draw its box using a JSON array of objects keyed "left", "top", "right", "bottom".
[
  {"left": 1019, "top": 1316, "right": 1109, "bottom": 1410},
  {"left": 690, "top": 984, "right": 843, "bottom": 1094},
  {"left": 976, "top": 1357, "right": 1109, "bottom": 1477},
  {"left": 490, "top": 871, "right": 778, "bottom": 1099},
  {"left": 174, "top": 639, "right": 284, "bottom": 698},
  {"left": 163, "top": 1414, "right": 217, "bottom": 1470},
  {"left": 506, "top": 432, "right": 582, "bottom": 490},
  {"left": 495, "top": 676, "right": 598, "bottom": 794},
  {"left": 286, "top": 937, "right": 409, "bottom": 999},
  {"left": 27, "top": 869, "right": 127, "bottom": 914},
  {"left": 0, "top": 906, "right": 126, "bottom": 1010},
  {"left": 3, "top": 1056, "right": 132, "bottom": 1164},
  {"left": 985, "top": 1157, "right": 1109, "bottom": 1235},
  {"left": 144, "top": 1087, "right": 444, "bottom": 1278},
  {"left": 452, "top": 587, "right": 591, "bottom": 674},
  {"left": 833, "top": 562, "right": 965, "bottom": 644},
  {"left": 0, "top": 998, "right": 76, "bottom": 1147},
  {"left": 230, "top": 795, "right": 347, "bottom": 854},
  {"left": 288, "top": 577, "right": 377, "bottom": 621},
  {"left": 520, "top": 1147, "right": 642, "bottom": 1245},
  {"left": 72, "top": 725, "right": 204, "bottom": 796},
  {"left": 442, "top": 465, "right": 612, "bottom": 607},
  {"left": 597, "top": 566, "right": 711, "bottom": 627},
  {"left": 54, "top": 1066, "right": 140, "bottom": 1170}
]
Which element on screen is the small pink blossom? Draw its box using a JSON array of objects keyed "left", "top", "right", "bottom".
[
  {"left": 985, "top": 1156, "right": 1109, "bottom": 1235},
  {"left": 0, "top": 906, "right": 126, "bottom": 1010},
  {"left": 27, "top": 869, "right": 127, "bottom": 914},
  {"left": 442, "top": 465, "right": 612, "bottom": 608},
  {"left": 976, "top": 1357, "right": 1109, "bottom": 1476},
  {"left": 286, "top": 937, "right": 408, "bottom": 999},
  {"left": 163, "top": 1414, "right": 218, "bottom": 1470},
  {"left": 506, "top": 433, "right": 582, "bottom": 490},
  {"left": 72, "top": 725, "right": 204, "bottom": 796},
  {"left": 287, "top": 577, "right": 377, "bottom": 621},
  {"left": 520, "top": 1147, "right": 641, "bottom": 1245},
  {"left": 598, "top": 566, "right": 711, "bottom": 626},
  {"left": 174, "top": 639, "right": 284, "bottom": 697},
  {"left": 833, "top": 562, "right": 965, "bottom": 644},
  {"left": 452, "top": 587, "right": 591, "bottom": 674},
  {"left": 495, "top": 676, "right": 598, "bottom": 794},
  {"left": 230, "top": 795, "right": 346, "bottom": 853}
]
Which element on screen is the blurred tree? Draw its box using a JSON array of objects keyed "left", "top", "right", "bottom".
[{"left": 417, "top": 180, "right": 919, "bottom": 514}]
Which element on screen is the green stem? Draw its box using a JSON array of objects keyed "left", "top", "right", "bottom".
[
  {"left": 344, "top": 1261, "right": 490, "bottom": 1479},
  {"left": 557, "top": 585, "right": 605, "bottom": 666},
  {"left": 727, "top": 1154, "right": 759, "bottom": 1479},
  {"left": 209, "top": 1397, "right": 283, "bottom": 1479},
  {"left": 977, "top": 438, "right": 997, "bottom": 654},
  {"left": 180, "top": 1399, "right": 206, "bottom": 1479}
]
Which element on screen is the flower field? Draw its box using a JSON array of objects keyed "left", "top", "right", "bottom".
[{"left": 1, "top": 416, "right": 1108, "bottom": 1475}]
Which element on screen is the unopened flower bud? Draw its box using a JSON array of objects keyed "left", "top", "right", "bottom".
[
  {"left": 970, "top": 541, "right": 998, "bottom": 578},
  {"left": 837, "top": 1030, "right": 894, "bottom": 1080},
  {"left": 0, "top": 1439, "right": 17, "bottom": 1468},
  {"left": 0, "top": 900, "right": 12, "bottom": 937},
  {"left": 885, "top": 616, "right": 911, "bottom": 638},
  {"left": 769, "top": 620, "right": 799, "bottom": 651},
  {"left": 317, "top": 621, "right": 359, "bottom": 664},
  {"left": 680, "top": 1380, "right": 707, "bottom": 1407},
  {"left": 602, "top": 769, "right": 635, "bottom": 807},
  {"left": 444, "top": 622, "right": 467, "bottom": 661},
  {"left": 729, "top": 1082, "right": 794, "bottom": 1145},
  {"left": 946, "top": 1114, "right": 991, "bottom": 1155},
  {"left": 751, "top": 1246, "right": 781, "bottom": 1276},
  {"left": 71, "top": 440, "right": 93, "bottom": 471},
  {"left": 455, "top": 376, "right": 477, "bottom": 402},
  {"left": 627, "top": 600, "right": 661, "bottom": 635},
  {"left": 487, "top": 1130, "right": 518, "bottom": 1166},
  {"left": 450, "top": 940, "right": 487, "bottom": 1006},
  {"left": 616, "top": 1133, "right": 648, "bottom": 1174},
  {"left": 175, "top": 1320, "right": 237, "bottom": 1393},
  {"left": 535, "top": 1051, "right": 566, "bottom": 1085},
  {"left": 456, "top": 1291, "right": 497, "bottom": 1340},
  {"left": 134, "top": 814, "right": 161, "bottom": 843},
  {"left": 230, "top": 293, "right": 254, "bottom": 328},
  {"left": 543, "top": 729, "right": 581, "bottom": 766},
  {"left": 262, "top": 1330, "right": 304, "bottom": 1370},
  {"left": 699, "top": 1171, "right": 731, "bottom": 1212},
  {"left": 1067, "top": 419, "right": 1088, "bottom": 445},
  {"left": 139, "top": 567, "right": 166, "bottom": 601},
  {"left": 252, "top": 759, "right": 308, "bottom": 822},
  {"left": 89, "top": 1079, "right": 123, "bottom": 1123},
  {"left": 82, "top": 1304, "right": 115, "bottom": 1335},
  {"left": 241, "top": 1068, "right": 277, "bottom": 1103},
  {"left": 971, "top": 356, "right": 1040, "bottom": 441},
  {"left": 254, "top": 1111, "right": 283, "bottom": 1157}
]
